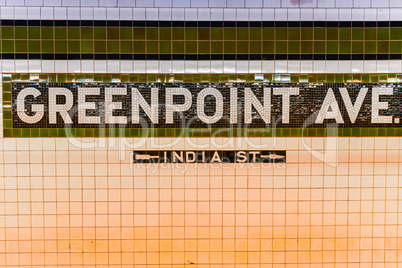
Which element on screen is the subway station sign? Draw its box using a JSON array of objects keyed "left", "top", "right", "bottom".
[{"left": 12, "top": 82, "right": 402, "bottom": 129}]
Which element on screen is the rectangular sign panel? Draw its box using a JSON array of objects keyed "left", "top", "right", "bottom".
[
  {"left": 133, "top": 150, "right": 286, "bottom": 163},
  {"left": 12, "top": 82, "right": 401, "bottom": 129}
]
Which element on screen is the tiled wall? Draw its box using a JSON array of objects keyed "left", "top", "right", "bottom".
[{"left": 1, "top": 1, "right": 402, "bottom": 267}]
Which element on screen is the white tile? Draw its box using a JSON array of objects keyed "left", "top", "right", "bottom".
[
  {"left": 132, "top": 7, "right": 146, "bottom": 20},
  {"left": 326, "top": 9, "right": 338, "bottom": 21},
  {"left": 390, "top": 8, "right": 402, "bottom": 20},
  {"left": 54, "top": 60, "right": 67, "bottom": 72},
  {"left": 237, "top": 9, "right": 249, "bottom": 21},
  {"left": 313, "top": 8, "right": 326, "bottom": 20},
  {"left": 338, "top": 61, "right": 351, "bottom": 73},
  {"left": 363, "top": 60, "right": 377, "bottom": 73},
  {"left": 171, "top": 7, "right": 184, "bottom": 20},
  {"left": 245, "top": 0, "right": 262, "bottom": 7},
  {"left": 1, "top": 7, "right": 13, "bottom": 19},
  {"left": 61, "top": 0, "right": 80, "bottom": 6},
  {"left": 301, "top": 0, "right": 317, "bottom": 7},
  {"left": 185, "top": 7, "right": 197, "bottom": 20},
  {"left": 120, "top": 61, "right": 133, "bottom": 73},
  {"left": 159, "top": 61, "right": 172, "bottom": 73},
  {"left": 300, "top": 8, "right": 313, "bottom": 20},
  {"left": 377, "top": 60, "right": 389, "bottom": 73},
  {"left": 117, "top": 0, "right": 135, "bottom": 7},
  {"left": 93, "top": 7, "right": 107, "bottom": 20},
  {"left": 94, "top": 60, "right": 107, "bottom": 73},
  {"left": 365, "top": 8, "right": 377, "bottom": 20},
  {"left": 326, "top": 61, "right": 338, "bottom": 73},
  {"left": 6, "top": 0, "right": 23, "bottom": 5},
  {"left": 155, "top": 0, "right": 172, "bottom": 7},
  {"left": 80, "top": 7, "right": 93, "bottom": 20},
  {"left": 2, "top": 60, "right": 15, "bottom": 72},
  {"left": 262, "top": 61, "right": 274, "bottom": 73},
  {"left": 274, "top": 8, "right": 287, "bottom": 20},
  {"left": 372, "top": 0, "right": 386, "bottom": 7},
  {"left": 28, "top": 60, "right": 42, "bottom": 72},
  {"left": 28, "top": 6, "right": 41, "bottom": 19},
  {"left": 107, "top": 60, "right": 120, "bottom": 73},
  {"left": 136, "top": 0, "right": 154, "bottom": 7},
  {"left": 224, "top": 8, "right": 236, "bottom": 20},
  {"left": 352, "top": 9, "right": 364, "bottom": 21},
  {"left": 106, "top": 7, "right": 119, "bottom": 20},
  {"left": 210, "top": 8, "right": 223, "bottom": 20},
  {"left": 287, "top": 9, "right": 300, "bottom": 21},
  {"left": 184, "top": 61, "right": 197, "bottom": 73},
  {"left": 119, "top": 7, "right": 133, "bottom": 20},
  {"left": 80, "top": 0, "right": 97, "bottom": 6},
  {"left": 287, "top": 61, "right": 300, "bottom": 73},
  {"left": 281, "top": 0, "right": 298, "bottom": 7},
  {"left": 300, "top": 60, "right": 313, "bottom": 73},
  {"left": 249, "top": 61, "right": 262, "bottom": 73},
  {"left": 172, "top": 61, "right": 184, "bottom": 73},
  {"left": 81, "top": 60, "right": 94, "bottom": 73},
  {"left": 145, "top": 8, "right": 158, "bottom": 20},
  {"left": 25, "top": 0, "right": 43, "bottom": 6},
  {"left": 54, "top": 6, "right": 67, "bottom": 19},
  {"left": 336, "top": 0, "right": 353, "bottom": 7},
  {"left": 227, "top": 0, "right": 244, "bottom": 7},
  {"left": 351, "top": 60, "right": 363, "bottom": 73},
  {"left": 14, "top": 7, "right": 27, "bottom": 19},
  {"left": 211, "top": 60, "right": 223, "bottom": 73},
  {"left": 338, "top": 8, "right": 351, "bottom": 20},
  {"left": 236, "top": 61, "right": 249, "bottom": 73},
  {"left": 159, "top": 8, "right": 171, "bottom": 20},
  {"left": 146, "top": 61, "right": 158, "bottom": 73},
  {"left": 41, "top": 7, "right": 54, "bottom": 19},
  {"left": 262, "top": 8, "right": 274, "bottom": 20},
  {"left": 198, "top": 8, "right": 210, "bottom": 21},
  {"left": 274, "top": 60, "right": 287, "bottom": 73},
  {"left": 68, "top": 60, "right": 81, "bottom": 73},
  {"left": 354, "top": 0, "right": 371, "bottom": 7},
  {"left": 173, "top": 0, "right": 190, "bottom": 7},
  {"left": 191, "top": 0, "right": 208, "bottom": 7},
  {"left": 389, "top": 60, "right": 402, "bottom": 73},
  {"left": 67, "top": 7, "right": 80, "bottom": 20},
  {"left": 249, "top": 9, "right": 262, "bottom": 21},
  {"left": 263, "top": 0, "right": 280, "bottom": 7},
  {"left": 223, "top": 61, "right": 236, "bottom": 73},
  {"left": 15, "top": 60, "right": 28, "bottom": 73},
  {"left": 378, "top": 8, "right": 390, "bottom": 21},
  {"left": 390, "top": 0, "right": 402, "bottom": 7},
  {"left": 134, "top": 60, "right": 146, "bottom": 73},
  {"left": 198, "top": 61, "right": 211, "bottom": 73},
  {"left": 41, "top": 60, "right": 54, "bottom": 73}
]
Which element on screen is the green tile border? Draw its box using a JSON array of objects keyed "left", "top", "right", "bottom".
[
  {"left": 4, "top": 73, "right": 402, "bottom": 138},
  {"left": 3, "top": 127, "right": 402, "bottom": 138},
  {"left": 2, "top": 26, "right": 402, "bottom": 55}
]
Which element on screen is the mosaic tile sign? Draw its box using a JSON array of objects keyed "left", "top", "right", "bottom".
[{"left": 11, "top": 82, "right": 401, "bottom": 129}]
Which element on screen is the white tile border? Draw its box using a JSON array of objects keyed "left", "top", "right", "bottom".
[
  {"left": 0, "top": 60, "right": 401, "bottom": 73},
  {"left": 0, "top": 6, "right": 400, "bottom": 21},
  {"left": 2, "top": 0, "right": 402, "bottom": 9}
]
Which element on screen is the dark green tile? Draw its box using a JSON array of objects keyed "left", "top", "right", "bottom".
[
  {"left": 369, "top": 128, "right": 378, "bottom": 136},
  {"left": 361, "top": 128, "right": 370, "bottom": 136},
  {"left": 48, "top": 128, "right": 57, "bottom": 137},
  {"left": 378, "top": 128, "right": 387, "bottom": 136},
  {"left": 39, "top": 128, "right": 48, "bottom": 137},
  {"left": 307, "top": 128, "right": 317, "bottom": 137},
  {"left": 3, "top": 129, "right": 12, "bottom": 137},
  {"left": 351, "top": 128, "right": 360, "bottom": 136},
  {"left": 31, "top": 129, "right": 40, "bottom": 137},
  {"left": 12, "top": 129, "right": 21, "bottom": 137}
]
